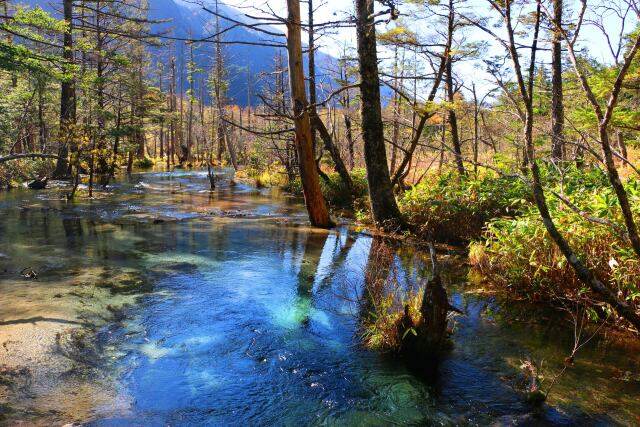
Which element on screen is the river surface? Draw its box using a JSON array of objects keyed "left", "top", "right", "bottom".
[{"left": 0, "top": 170, "right": 639, "bottom": 426}]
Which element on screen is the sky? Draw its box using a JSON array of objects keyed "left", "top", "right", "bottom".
[{"left": 182, "top": 0, "right": 638, "bottom": 99}]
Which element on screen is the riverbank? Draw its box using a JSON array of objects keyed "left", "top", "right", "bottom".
[{"left": 1, "top": 169, "right": 639, "bottom": 425}]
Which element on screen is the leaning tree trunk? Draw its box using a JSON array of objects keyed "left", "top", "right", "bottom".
[
  {"left": 311, "top": 115, "right": 354, "bottom": 196},
  {"left": 53, "top": 0, "right": 76, "bottom": 179},
  {"left": 285, "top": 0, "right": 333, "bottom": 228},
  {"left": 355, "top": 0, "right": 404, "bottom": 229},
  {"left": 503, "top": 0, "right": 640, "bottom": 331}
]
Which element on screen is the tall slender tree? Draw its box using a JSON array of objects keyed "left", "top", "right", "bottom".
[
  {"left": 354, "top": 0, "right": 403, "bottom": 229},
  {"left": 53, "top": 0, "right": 76, "bottom": 178},
  {"left": 550, "top": 0, "right": 564, "bottom": 161}
]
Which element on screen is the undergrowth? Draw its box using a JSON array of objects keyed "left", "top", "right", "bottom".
[
  {"left": 470, "top": 166, "right": 640, "bottom": 326},
  {"left": 399, "top": 170, "right": 530, "bottom": 243}
]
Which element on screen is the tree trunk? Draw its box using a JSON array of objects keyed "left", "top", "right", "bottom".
[
  {"left": 616, "top": 131, "right": 628, "bottom": 161},
  {"left": 472, "top": 83, "right": 479, "bottom": 175},
  {"left": 54, "top": 0, "right": 76, "bottom": 178},
  {"left": 550, "top": 0, "right": 564, "bottom": 162},
  {"left": 445, "top": 0, "right": 465, "bottom": 176},
  {"left": 307, "top": 0, "right": 317, "bottom": 151},
  {"left": 354, "top": 0, "right": 404, "bottom": 229},
  {"left": 311, "top": 114, "right": 353, "bottom": 195},
  {"left": 344, "top": 113, "right": 354, "bottom": 170},
  {"left": 214, "top": 0, "right": 226, "bottom": 165},
  {"left": 286, "top": 0, "right": 333, "bottom": 228}
]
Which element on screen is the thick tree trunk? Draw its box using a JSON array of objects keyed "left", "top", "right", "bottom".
[
  {"left": 355, "top": 0, "right": 403, "bottom": 229},
  {"left": 550, "top": 0, "right": 564, "bottom": 161},
  {"left": 286, "top": 0, "right": 333, "bottom": 228},
  {"left": 54, "top": 0, "right": 76, "bottom": 178}
]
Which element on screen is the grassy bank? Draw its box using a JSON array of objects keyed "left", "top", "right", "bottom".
[{"left": 469, "top": 167, "right": 640, "bottom": 328}]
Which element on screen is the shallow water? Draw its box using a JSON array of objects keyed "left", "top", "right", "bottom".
[{"left": 0, "top": 170, "right": 638, "bottom": 426}]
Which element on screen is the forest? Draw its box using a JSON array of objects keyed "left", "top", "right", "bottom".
[{"left": 1, "top": 0, "right": 640, "bottom": 425}]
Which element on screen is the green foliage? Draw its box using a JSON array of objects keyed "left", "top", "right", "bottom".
[
  {"left": 399, "top": 170, "right": 530, "bottom": 242},
  {"left": 282, "top": 168, "right": 370, "bottom": 214},
  {"left": 0, "top": 158, "right": 55, "bottom": 188},
  {"left": 133, "top": 157, "right": 154, "bottom": 169},
  {"left": 360, "top": 245, "right": 425, "bottom": 353},
  {"left": 470, "top": 167, "right": 640, "bottom": 325},
  {"left": 320, "top": 168, "right": 369, "bottom": 209},
  {"left": 0, "top": 7, "right": 67, "bottom": 76}
]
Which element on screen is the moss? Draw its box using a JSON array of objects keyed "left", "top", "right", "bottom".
[{"left": 95, "top": 274, "right": 152, "bottom": 295}]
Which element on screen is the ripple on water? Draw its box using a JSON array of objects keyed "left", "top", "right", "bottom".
[{"left": 1, "top": 169, "right": 639, "bottom": 426}]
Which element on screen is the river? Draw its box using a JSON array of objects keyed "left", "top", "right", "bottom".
[{"left": 0, "top": 170, "right": 638, "bottom": 426}]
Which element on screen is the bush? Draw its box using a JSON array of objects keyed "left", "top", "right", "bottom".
[
  {"left": 320, "top": 168, "right": 369, "bottom": 209},
  {"left": 0, "top": 158, "right": 55, "bottom": 188},
  {"left": 470, "top": 167, "right": 640, "bottom": 325},
  {"left": 399, "top": 170, "right": 530, "bottom": 243},
  {"left": 282, "top": 176, "right": 302, "bottom": 194},
  {"left": 359, "top": 242, "right": 424, "bottom": 352},
  {"left": 282, "top": 168, "right": 370, "bottom": 214},
  {"left": 133, "top": 157, "right": 154, "bottom": 169}
]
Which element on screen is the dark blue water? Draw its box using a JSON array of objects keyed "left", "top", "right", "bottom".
[{"left": 0, "top": 170, "right": 638, "bottom": 426}]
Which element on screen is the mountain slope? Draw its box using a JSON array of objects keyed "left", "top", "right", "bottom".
[{"left": 23, "top": 0, "right": 298, "bottom": 105}]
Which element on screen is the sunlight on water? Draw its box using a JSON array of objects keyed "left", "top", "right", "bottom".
[{"left": 0, "top": 169, "right": 638, "bottom": 426}]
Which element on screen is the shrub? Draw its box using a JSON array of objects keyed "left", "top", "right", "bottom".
[
  {"left": 0, "top": 159, "right": 55, "bottom": 188},
  {"left": 359, "top": 242, "right": 424, "bottom": 352},
  {"left": 320, "top": 168, "right": 369, "bottom": 209},
  {"left": 470, "top": 167, "right": 640, "bottom": 325},
  {"left": 133, "top": 157, "right": 154, "bottom": 169},
  {"left": 399, "top": 170, "right": 530, "bottom": 243},
  {"left": 282, "top": 168, "right": 370, "bottom": 214}
]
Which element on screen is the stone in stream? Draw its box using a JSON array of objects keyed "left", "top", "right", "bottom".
[{"left": 27, "top": 176, "right": 48, "bottom": 190}]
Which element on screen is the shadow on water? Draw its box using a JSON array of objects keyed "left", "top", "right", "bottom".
[{"left": 0, "top": 169, "right": 638, "bottom": 426}]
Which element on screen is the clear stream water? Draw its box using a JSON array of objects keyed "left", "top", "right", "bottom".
[{"left": 0, "top": 170, "right": 638, "bottom": 426}]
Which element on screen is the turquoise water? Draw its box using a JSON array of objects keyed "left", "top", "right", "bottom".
[{"left": 0, "top": 170, "right": 638, "bottom": 426}]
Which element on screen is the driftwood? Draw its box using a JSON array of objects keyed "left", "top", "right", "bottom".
[{"left": 20, "top": 267, "right": 38, "bottom": 280}]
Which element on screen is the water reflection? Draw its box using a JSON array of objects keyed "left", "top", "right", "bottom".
[{"left": 0, "top": 170, "right": 637, "bottom": 426}]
